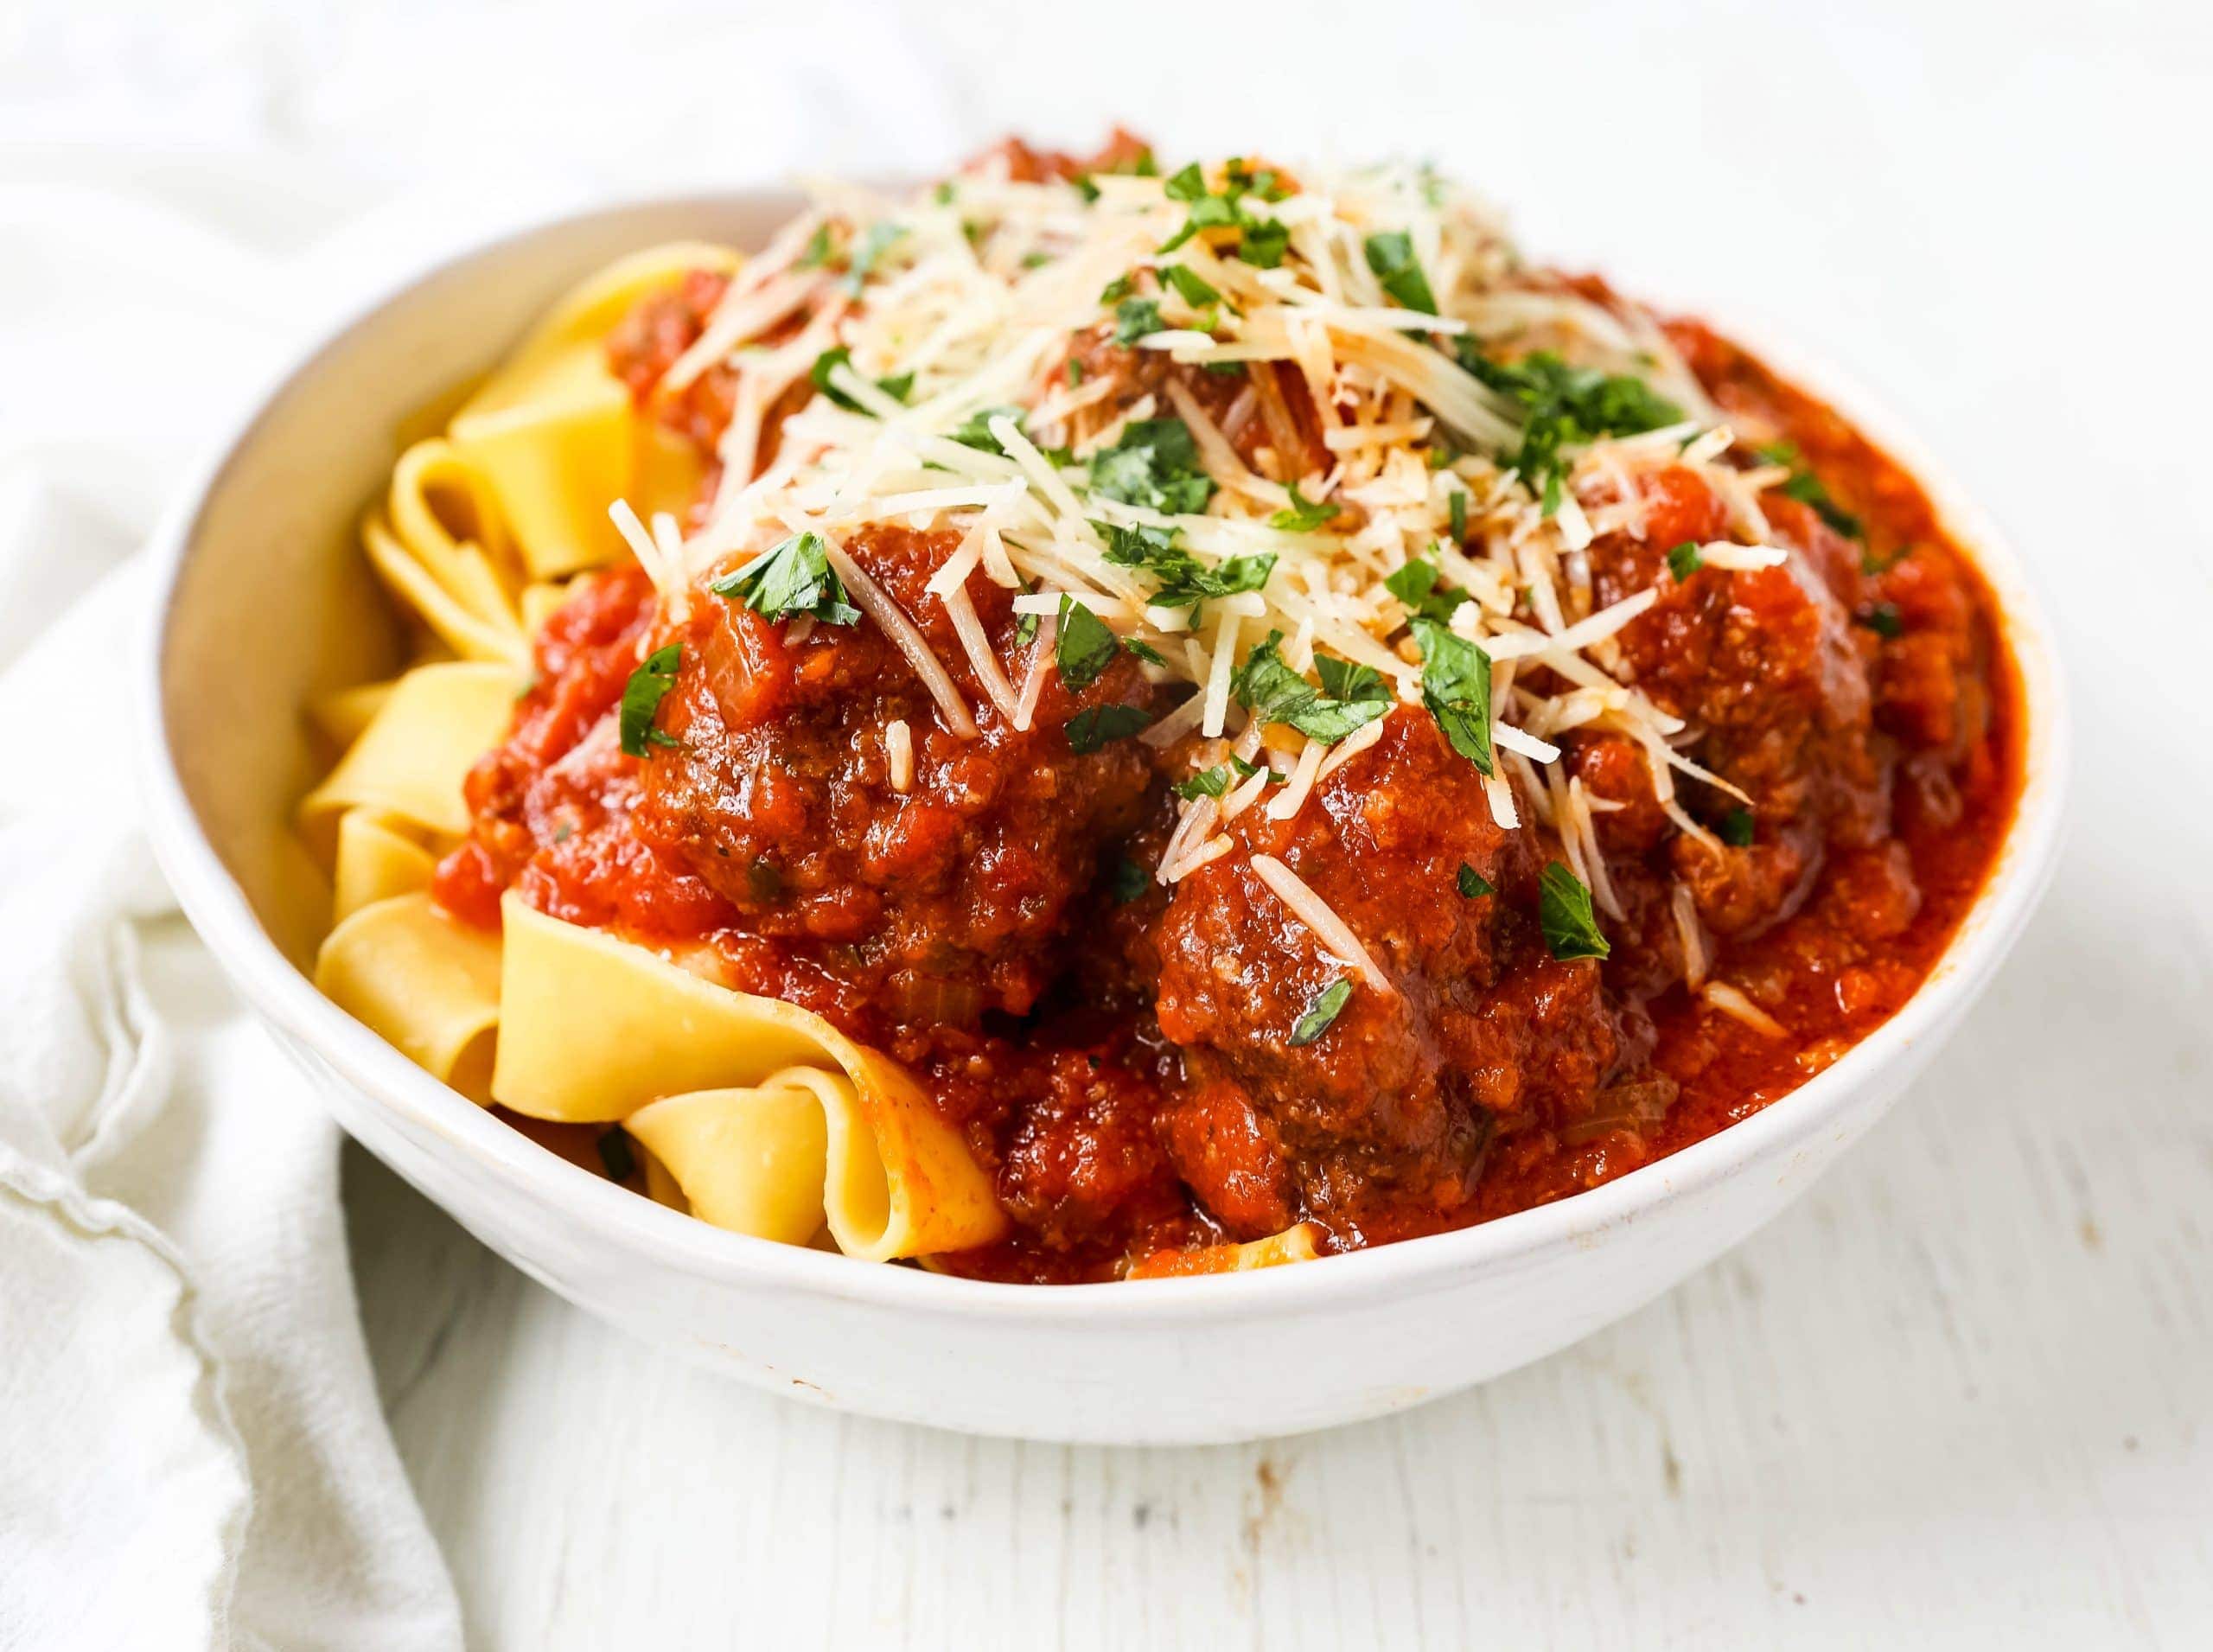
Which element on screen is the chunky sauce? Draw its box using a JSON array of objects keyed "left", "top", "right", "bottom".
[{"left": 431, "top": 160, "right": 2021, "bottom": 1283}]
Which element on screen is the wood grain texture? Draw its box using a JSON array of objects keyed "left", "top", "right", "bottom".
[{"left": 348, "top": 852, "right": 2213, "bottom": 1646}]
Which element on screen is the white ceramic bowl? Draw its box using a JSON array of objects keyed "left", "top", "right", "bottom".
[{"left": 136, "top": 192, "right": 2069, "bottom": 1445}]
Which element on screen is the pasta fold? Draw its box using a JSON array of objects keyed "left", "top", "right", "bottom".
[{"left": 494, "top": 896, "right": 1006, "bottom": 1260}]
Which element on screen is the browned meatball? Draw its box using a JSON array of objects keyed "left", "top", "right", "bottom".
[
  {"left": 1148, "top": 707, "right": 1637, "bottom": 1244},
  {"left": 633, "top": 525, "right": 1155, "bottom": 1045}
]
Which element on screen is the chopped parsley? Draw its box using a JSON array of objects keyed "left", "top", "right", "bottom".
[
  {"left": 1066, "top": 358, "right": 1085, "bottom": 386},
  {"left": 1859, "top": 603, "right": 1904, "bottom": 639},
  {"left": 1457, "top": 341, "right": 1682, "bottom": 515},
  {"left": 842, "top": 221, "right": 906, "bottom": 295},
  {"left": 1362, "top": 231, "right": 1438, "bottom": 316},
  {"left": 1097, "top": 520, "right": 1273, "bottom": 612},
  {"left": 1457, "top": 864, "right": 1494, "bottom": 899},
  {"left": 1667, "top": 540, "right": 1703, "bottom": 580},
  {"left": 795, "top": 223, "right": 833, "bottom": 270},
  {"left": 1109, "top": 856, "right": 1150, "bottom": 903},
  {"left": 1410, "top": 617, "right": 1492, "bottom": 774},
  {"left": 1539, "top": 862, "right": 1610, "bottom": 961},
  {"left": 1161, "top": 264, "right": 1222, "bottom": 309},
  {"left": 1267, "top": 482, "right": 1341, "bottom": 533},
  {"left": 1100, "top": 272, "right": 1135, "bottom": 305},
  {"left": 597, "top": 1127, "right": 636, "bottom": 1183},
  {"left": 1447, "top": 488, "right": 1468, "bottom": 545},
  {"left": 1755, "top": 441, "right": 1865, "bottom": 540},
  {"left": 1086, "top": 418, "right": 1216, "bottom": 515},
  {"left": 617, "top": 643, "right": 683, "bottom": 758},
  {"left": 1176, "top": 755, "right": 1275, "bottom": 800},
  {"left": 947, "top": 405, "right": 1034, "bottom": 458},
  {"left": 808, "top": 346, "right": 910, "bottom": 412},
  {"left": 1157, "top": 163, "right": 1291, "bottom": 266},
  {"left": 1055, "top": 596, "right": 1119, "bottom": 692},
  {"left": 1232, "top": 631, "right": 1390, "bottom": 745},
  {"left": 1113, "top": 295, "right": 1164, "bottom": 345},
  {"left": 1719, "top": 807, "right": 1757, "bottom": 847},
  {"left": 1288, "top": 979, "right": 1354, "bottom": 1046},
  {"left": 1314, "top": 654, "right": 1387, "bottom": 705},
  {"left": 1065, "top": 704, "right": 1150, "bottom": 753},
  {"left": 707, "top": 531, "right": 863, "bottom": 627},
  {"left": 1385, "top": 555, "right": 1472, "bottom": 624},
  {"left": 1125, "top": 637, "right": 1169, "bottom": 667}
]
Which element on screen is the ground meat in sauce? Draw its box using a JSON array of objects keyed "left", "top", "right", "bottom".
[
  {"left": 634, "top": 524, "right": 1155, "bottom": 1046},
  {"left": 430, "top": 233, "right": 2019, "bottom": 1282}
]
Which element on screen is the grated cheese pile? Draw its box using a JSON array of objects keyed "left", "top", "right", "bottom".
[{"left": 620, "top": 148, "right": 1805, "bottom": 993}]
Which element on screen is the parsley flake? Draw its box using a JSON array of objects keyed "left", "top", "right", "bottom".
[
  {"left": 1066, "top": 704, "right": 1150, "bottom": 753},
  {"left": 1719, "top": 807, "right": 1757, "bottom": 847},
  {"left": 1457, "top": 864, "right": 1494, "bottom": 899},
  {"left": 1363, "top": 231, "right": 1438, "bottom": 315},
  {"left": 1385, "top": 555, "right": 1471, "bottom": 624},
  {"left": 1447, "top": 488, "right": 1468, "bottom": 545},
  {"left": 1667, "top": 540, "right": 1704, "bottom": 580},
  {"left": 1114, "top": 296, "right": 1164, "bottom": 345},
  {"left": 842, "top": 222, "right": 906, "bottom": 295},
  {"left": 1161, "top": 264, "right": 1221, "bottom": 309},
  {"left": 1109, "top": 856, "right": 1151, "bottom": 903},
  {"left": 618, "top": 642, "right": 683, "bottom": 758},
  {"left": 1456, "top": 341, "right": 1681, "bottom": 518},
  {"left": 1267, "top": 482, "right": 1341, "bottom": 533},
  {"left": 1289, "top": 979, "right": 1354, "bottom": 1046},
  {"left": 707, "top": 532, "right": 863, "bottom": 628},
  {"left": 809, "top": 346, "right": 911, "bottom": 412},
  {"left": 1859, "top": 603, "right": 1904, "bottom": 639},
  {"left": 1055, "top": 596, "right": 1119, "bottom": 692},
  {"left": 1539, "top": 862, "right": 1610, "bottom": 960},
  {"left": 1087, "top": 418, "right": 1216, "bottom": 515},
  {"left": 1232, "top": 632, "right": 1390, "bottom": 746},
  {"left": 1410, "top": 617, "right": 1492, "bottom": 774}
]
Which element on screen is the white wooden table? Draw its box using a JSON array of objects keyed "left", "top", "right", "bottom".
[
  {"left": 18, "top": 0, "right": 2205, "bottom": 1641},
  {"left": 347, "top": 832, "right": 2213, "bottom": 1645}
]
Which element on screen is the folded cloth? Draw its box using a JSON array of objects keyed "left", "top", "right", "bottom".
[{"left": 0, "top": 161, "right": 467, "bottom": 1652}]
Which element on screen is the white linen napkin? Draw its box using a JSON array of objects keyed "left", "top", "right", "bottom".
[{"left": 0, "top": 189, "right": 464, "bottom": 1648}]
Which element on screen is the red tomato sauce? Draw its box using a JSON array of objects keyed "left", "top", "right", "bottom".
[{"left": 430, "top": 262, "right": 2022, "bottom": 1283}]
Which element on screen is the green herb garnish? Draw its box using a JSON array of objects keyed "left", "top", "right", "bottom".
[
  {"left": 1539, "top": 862, "right": 1610, "bottom": 960},
  {"left": 1232, "top": 632, "right": 1390, "bottom": 746},
  {"left": 1268, "top": 482, "right": 1340, "bottom": 533},
  {"left": 808, "top": 346, "right": 911, "bottom": 412},
  {"left": 1667, "top": 540, "right": 1703, "bottom": 580},
  {"left": 1457, "top": 864, "right": 1494, "bottom": 898},
  {"left": 1110, "top": 856, "right": 1150, "bottom": 903},
  {"left": 1385, "top": 555, "right": 1471, "bottom": 624},
  {"left": 1097, "top": 520, "right": 1275, "bottom": 612},
  {"left": 1066, "top": 704, "right": 1150, "bottom": 753},
  {"left": 707, "top": 532, "right": 863, "bottom": 627},
  {"left": 842, "top": 222, "right": 906, "bottom": 295},
  {"left": 1409, "top": 617, "right": 1492, "bottom": 774},
  {"left": 1719, "top": 807, "right": 1756, "bottom": 847},
  {"left": 1087, "top": 418, "right": 1216, "bottom": 514},
  {"left": 1755, "top": 441, "right": 1865, "bottom": 540},
  {"left": 1447, "top": 488, "right": 1468, "bottom": 544},
  {"left": 1363, "top": 231, "right": 1438, "bottom": 315},
  {"left": 1114, "top": 296, "right": 1164, "bottom": 345},
  {"left": 1457, "top": 341, "right": 1681, "bottom": 517},
  {"left": 618, "top": 643, "right": 683, "bottom": 757},
  {"left": 1176, "top": 764, "right": 1234, "bottom": 800},
  {"left": 1289, "top": 979, "right": 1354, "bottom": 1046},
  {"left": 1161, "top": 265, "right": 1221, "bottom": 309},
  {"left": 796, "top": 223, "right": 833, "bottom": 269},
  {"left": 1055, "top": 596, "right": 1119, "bottom": 692},
  {"left": 1859, "top": 603, "right": 1904, "bottom": 639}
]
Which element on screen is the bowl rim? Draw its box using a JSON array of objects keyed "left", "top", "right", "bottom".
[{"left": 133, "top": 188, "right": 2072, "bottom": 1322}]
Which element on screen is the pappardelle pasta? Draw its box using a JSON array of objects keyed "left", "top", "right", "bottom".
[{"left": 303, "top": 133, "right": 2018, "bottom": 1282}]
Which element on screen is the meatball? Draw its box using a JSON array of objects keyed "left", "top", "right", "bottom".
[
  {"left": 634, "top": 525, "right": 1155, "bottom": 1045},
  {"left": 1578, "top": 467, "right": 1894, "bottom": 941},
  {"left": 1148, "top": 706, "right": 1637, "bottom": 1243}
]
